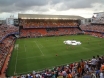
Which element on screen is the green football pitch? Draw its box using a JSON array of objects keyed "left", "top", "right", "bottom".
[{"left": 7, "top": 35, "right": 104, "bottom": 76}]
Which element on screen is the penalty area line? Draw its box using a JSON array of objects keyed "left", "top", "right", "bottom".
[{"left": 34, "top": 41, "right": 44, "bottom": 56}]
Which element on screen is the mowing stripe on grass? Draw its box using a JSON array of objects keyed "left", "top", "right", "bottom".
[
  {"left": 34, "top": 41, "right": 44, "bottom": 56},
  {"left": 16, "top": 56, "right": 94, "bottom": 75},
  {"left": 18, "top": 53, "right": 102, "bottom": 75}
]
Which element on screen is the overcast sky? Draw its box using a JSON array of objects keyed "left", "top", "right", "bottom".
[{"left": 0, "top": 0, "right": 104, "bottom": 19}]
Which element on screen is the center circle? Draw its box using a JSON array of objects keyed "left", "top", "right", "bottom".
[{"left": 63, "top": 40, "right": 81, "bottom": 45}]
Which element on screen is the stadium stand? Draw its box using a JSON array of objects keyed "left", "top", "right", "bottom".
[
  {"left": 18, "top": 14, "right": 83, "bottom": 38},
  {"left": 0, "top": 36, "right": 15, "bottom": 75},
  {"left": 20, "top": 28, "right": 82, "bottom": 38},
  {"left": 0, "top": 25, "right": 19, "bottom": 77},
  {"left": 80, "top": 24, "right": 104, "bottom": 38}
]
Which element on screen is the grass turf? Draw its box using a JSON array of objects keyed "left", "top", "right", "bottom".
[{"left": 7, "top": 35, "right": 104, "bottom": 76}]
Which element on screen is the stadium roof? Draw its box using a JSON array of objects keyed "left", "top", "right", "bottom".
[
  {"left": 94, "top": 12, "right": 104, "bottom": 14},
  {"left": 18, "top": 14, "right": 85, "bottom": 20}
]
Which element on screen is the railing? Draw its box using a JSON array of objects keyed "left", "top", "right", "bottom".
[
  {"left": 0, "top": 32, "right": 19, "bottom": 43},
  {"left": 23, "top": 26, "right": 78, "bottom": 28}
]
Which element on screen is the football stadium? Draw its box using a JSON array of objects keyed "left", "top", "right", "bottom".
[{"left": 0, "top": 12, "right": 104, "bottom": 78}]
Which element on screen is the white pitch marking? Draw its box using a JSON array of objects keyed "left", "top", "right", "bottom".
[
  {"left": 34, "top": 41, "right": 44, "bottom": 56},
  {"left": 24, "top": 44, "right": 27, "bottom": 52},
  {"left": 17, "top": 55, "right": 44, "bottom": 60}
]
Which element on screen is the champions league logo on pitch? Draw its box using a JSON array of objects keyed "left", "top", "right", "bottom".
[{"left": 64, "top": 40, "right": 81, "bottom": 45}]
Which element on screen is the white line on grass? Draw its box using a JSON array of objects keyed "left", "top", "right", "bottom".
[
  {"left": 34, "top": 41, "right": 44, "bottom": 56},
  {"left": 16, "top": 65, "right": 54, "bottom": 75},
  {"left": 14, "top": 40, "right": 19, "bottom": 75},
  {"left": 17, "top": 55, "right": 44, "bottom": 60},
  {"left": 17, "top": 70, "right": 32, "bottom": 75},
  {"left": 24, "top": 44, "right": 27, "bottom": 52},
  {"left": 39, "top": 43, "right": 43, "bottom": 48},
  {"left": 33, "top": 41, "right": 44, "bottom": 48}
]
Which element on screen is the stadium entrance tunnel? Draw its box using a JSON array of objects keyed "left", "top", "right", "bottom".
[{"left": 63, "top": 40, "right": 81, "bottom": 45}]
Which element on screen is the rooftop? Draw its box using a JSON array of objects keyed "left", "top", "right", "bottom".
[{"left": 18, "top": 14, "right": 85, "bottom": 20}]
